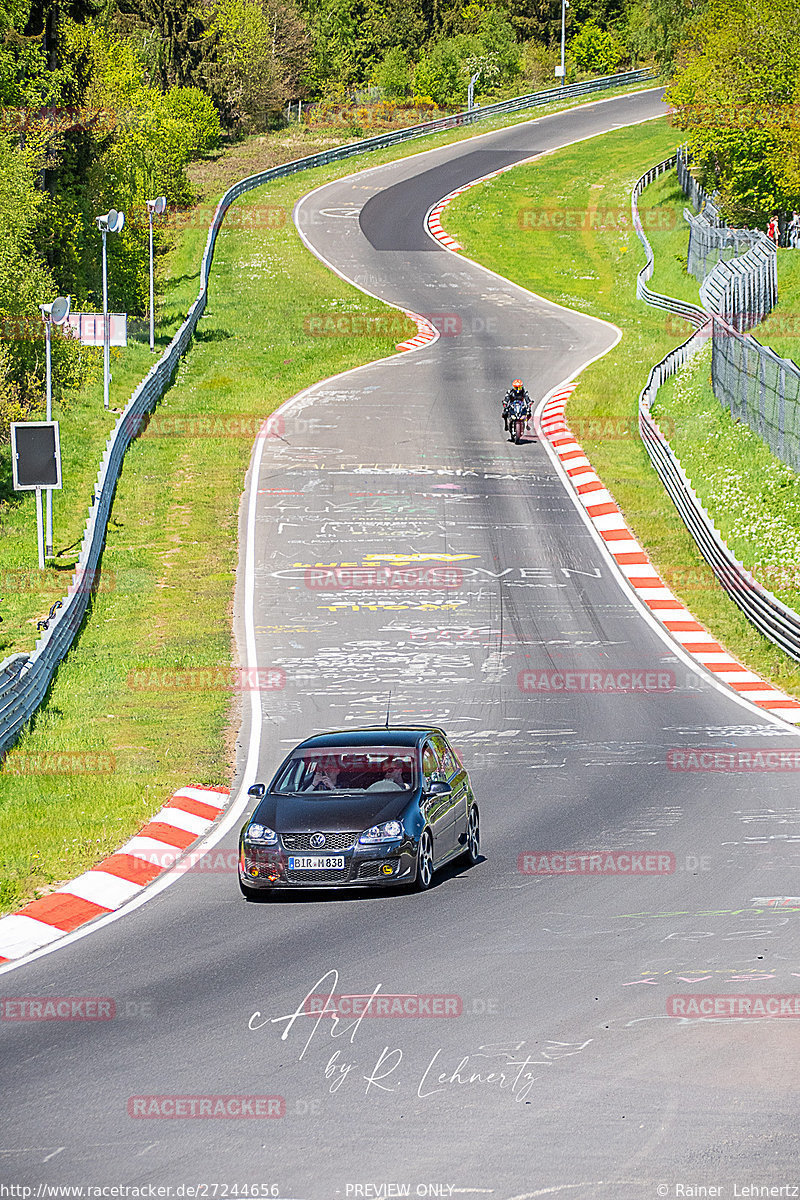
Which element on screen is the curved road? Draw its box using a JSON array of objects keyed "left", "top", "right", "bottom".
[{"left": 2, "top": 89, "right": 800, "bottom": 1196}]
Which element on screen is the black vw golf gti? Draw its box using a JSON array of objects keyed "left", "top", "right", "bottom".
[{"left": 238, "top": 727, "right": 480, "bottom": 897}]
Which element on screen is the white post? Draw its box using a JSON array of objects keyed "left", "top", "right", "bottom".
[
  {"left": 44, "top": 319, "right": 53, "bottom": 557},
  {"left": 102, "top": 227, "right": 109, "bottom": 410},
  {"left": 560, "top": 0, "right": 566, "bottom": 87},
  {"left": 149, "top": 207, "right": 155, "bottom": 352},
  {"left": 468, "top": 72, "right": 480, "bottom": 111},
  {"left": 35, "top": 487, "right": 45, "bottom": 570}
]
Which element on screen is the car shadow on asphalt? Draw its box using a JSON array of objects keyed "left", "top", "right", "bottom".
[{"left": 243, "top": 854, "right": 486, "bottom": 903}]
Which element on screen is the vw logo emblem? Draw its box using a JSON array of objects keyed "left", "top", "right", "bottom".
[{"left": 310, "top": 832, "right": 326, "bottom": 848}]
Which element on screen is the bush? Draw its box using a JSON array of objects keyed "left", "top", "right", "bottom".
[
  {"left": 160, "top": 87, "right": 221, "bottom": 156},
  {"left": 571, "top": 22, "right": 628, "bottom": 75},
  {"left": 375, "top": 47, "right": 411, "bottom": 99}
]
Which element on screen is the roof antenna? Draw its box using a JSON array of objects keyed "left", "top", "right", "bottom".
[{"left": 385, "top": 690, "right": 392, "bottom": 729}]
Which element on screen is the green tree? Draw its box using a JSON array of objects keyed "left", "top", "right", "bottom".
[
  {"left": 374, "top": 46, "right": 411, "bottom": 97},
  {"left": 570, "top": 20, "right": 627, "bottom": 73},
  {"left": 206, "top": 0, "right": 308, "bottom": 129},
  {"left": 0, "top": 138, "right": 86, "bottom": 438},
  {"left": 667, "top": 0, "right": 800, "bottom": 223}
]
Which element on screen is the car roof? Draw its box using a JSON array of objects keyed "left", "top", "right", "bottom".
[{"left": 292, "top": 727, "right": 447, "bottom": 751}]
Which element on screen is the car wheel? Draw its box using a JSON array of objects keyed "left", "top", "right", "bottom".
[
  {"left": 464, "top": 806, "right": 480, "bottom": 865},
  {"left": 414, "top": 830, "right": 434, "bottom": 891}
]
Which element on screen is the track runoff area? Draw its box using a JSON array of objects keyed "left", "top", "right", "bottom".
[{"left": 2, "top": 89, "right": 799, "bottom": 1197}]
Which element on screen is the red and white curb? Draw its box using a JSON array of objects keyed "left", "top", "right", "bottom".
[
  {"left": 396, "top": 310, "right": 439, "bottom": 352},
  {"left": 539, "top": 386, "right": 800, "bottom": 724},
  {"left": 426, "top": 165, "right": 518, "bottom": 252},
  {"left": 0, "top": 785, "right": 231, "bottom": 963}
]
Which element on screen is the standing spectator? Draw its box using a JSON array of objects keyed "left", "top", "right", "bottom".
[
  {"left": 767, "top": 213, "right": 780, "bottom": 244},
  {"left": 789, "top": 211, "right": 800, "bottom": 248}
]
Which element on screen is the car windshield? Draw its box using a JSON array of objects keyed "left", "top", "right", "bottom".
[{"left": 272, "top": 748, "right": 417, "bottom": 795}]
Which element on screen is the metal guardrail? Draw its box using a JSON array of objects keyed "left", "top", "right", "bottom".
[
  {"left": 0, "top": 67, "right": 660, "bottom": 757},
  {"left": 633, "top": 159, "right": 800, "bottom": 664}
]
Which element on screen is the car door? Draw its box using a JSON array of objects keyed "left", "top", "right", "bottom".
[
  {"left": 431, "top": 733, "right": 467, "bottom": 855},
  {"left": 421, "top": 740, "right": 452, "bottom": 861}
]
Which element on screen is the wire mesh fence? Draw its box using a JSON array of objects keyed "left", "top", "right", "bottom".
[
  {"left": 634, "top": 158, "right": 800, "bottom": 664},
  {"left": 674, "top": 149, "right": 797, "bottom": 469}
]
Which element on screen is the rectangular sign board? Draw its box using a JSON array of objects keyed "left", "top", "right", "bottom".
[
  {"left": 11, "top": 422, "right": 62, "bottom": 490},
  {"left": 63, "top": 312, "right": 127, "bottom": 347}
]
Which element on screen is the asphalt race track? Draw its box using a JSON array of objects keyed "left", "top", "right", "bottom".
[{"left": 3, "top": 89, "right": 800, "bottom": 1197}]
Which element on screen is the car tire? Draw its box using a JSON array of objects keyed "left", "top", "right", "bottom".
[
  {"left": 464, "top": 806, "right": 480, "bottom": 866},
  {"left": 414, "top": 830, "right": 434, "bottom": 891}
]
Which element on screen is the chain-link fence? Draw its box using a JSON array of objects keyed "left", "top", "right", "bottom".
[
  {"left": 683, "top": 208, "right": 762, "bottom": 281},
  {"left": 677, "top": 148, "right": 767, "bottom": 284},
  {"left": 674, "top": 149, "right": 795, "bottom": 468},
  {"left": 710, "top": 320, "right": 800, "bottom": 470},
  {"left": 634, "top": 159, "right": 800, "bottom": 664}
]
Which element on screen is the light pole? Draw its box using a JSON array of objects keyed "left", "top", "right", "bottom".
[
  {"left": 559, "top": 0, "right": 569, "bottom": 87},
  {"left": 39, "top": 295, "right": 70, "bottom": 558},
  {"left": 145, "top": 196, "right": 166, "bottom": 352},
  {"left": 95, "top": 208, "right": 125, "bottom": 410}
]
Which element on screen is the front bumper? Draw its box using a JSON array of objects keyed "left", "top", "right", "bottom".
[{"left": 239, "top": 839, "right": 417, "bottom": 889}]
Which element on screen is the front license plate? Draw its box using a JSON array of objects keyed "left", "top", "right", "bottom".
[{"left": 288, "top": 856, "right": 345, "bottom": 870}]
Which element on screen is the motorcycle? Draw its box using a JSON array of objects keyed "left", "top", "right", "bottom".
[{"left": 506, "top": 395, "right": 530, "bottom": 444}]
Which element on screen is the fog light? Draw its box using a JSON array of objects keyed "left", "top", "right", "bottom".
[
  {"left": 250, "top": 867, "right": 259, "bottom": 877},
  {"left": 381, "top": 863, "right": 394, "bottom": 876}
]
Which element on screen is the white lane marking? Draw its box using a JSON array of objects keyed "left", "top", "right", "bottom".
[
  {"left": 0, "top": 428, "right": 271, "bottom": 974},
  {"left": 0, "top": 87, "right": 666, "bottom": 976}
]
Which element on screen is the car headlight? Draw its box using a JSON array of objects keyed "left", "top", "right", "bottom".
[
  {"left": 245, "top": 823, "right": 278, "bottom": 845},
  {"left": 359, "top": 820, "right": 403, "bottom": 844}
]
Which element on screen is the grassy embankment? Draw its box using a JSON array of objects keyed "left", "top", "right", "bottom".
[
  {"left": 0, "top": 81, "right": 659, "bottom": 915},
  {"left": 443, "top": 117, "right": 800, "bottom": 697}
]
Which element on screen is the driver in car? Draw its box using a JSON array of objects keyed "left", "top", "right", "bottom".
[
  {"left": 366, "top": 757, "right": 407, "bottom": 792},
  {"left": 309, "top": 757, "right": 341, "bottom": 790}
]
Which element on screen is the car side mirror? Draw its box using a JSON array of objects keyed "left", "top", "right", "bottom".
[
  {"left": 247, "top": 783, "right": 266, "bottom": 798},
  {"left": 425, "top": 779, "right": 451, "bottom": 796}
]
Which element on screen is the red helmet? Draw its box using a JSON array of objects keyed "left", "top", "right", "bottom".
[{"left": 512, "top": 379, "right": 524, "bottom": 390}]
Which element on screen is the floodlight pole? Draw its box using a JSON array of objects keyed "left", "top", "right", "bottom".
[
  {"left": 148, "top": 206, "right": 154, "bottom": 351},
  {"left": 39, "top": 296, "right": 69, "bottom": 558},
  {"left": 96, "top": 209, "right": 124, "bottom": 410},
  {"left": 42, "top": 313, "right": 53, "bottom": 556},
  {"left": 101, "top": 223, "right": 110, "bottom": 409},
  {"left": 145, "top": 197, "right": 166, "bottom": 353}
]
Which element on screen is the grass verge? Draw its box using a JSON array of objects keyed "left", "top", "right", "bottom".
[
  {"left": 0, "top": 79, "right": 661, "bottom": 662},
  {"left": 0, "top": 82, "right": 660, "bottom": 916},
  {"left": 443, "top": 116, "right": 800, "bottom": 697}
]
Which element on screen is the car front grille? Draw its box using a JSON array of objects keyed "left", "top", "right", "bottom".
[
  {"left": 281, "top": 831, "right": 360, "bottom": 851},
  {"left": 285, "top": 867, "right": 350, "bottom": 884}
]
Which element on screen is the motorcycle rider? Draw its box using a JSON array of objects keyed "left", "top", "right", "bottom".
[{"left": 502, "top": 379, "right": 532, "bottom": 432}]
